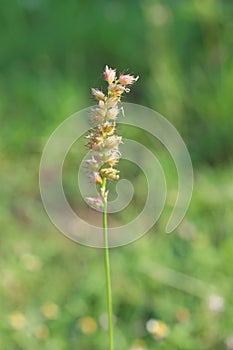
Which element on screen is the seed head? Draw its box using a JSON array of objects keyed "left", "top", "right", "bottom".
[{"left": 86, "top": 65, "right": 138, "bottom": 207}]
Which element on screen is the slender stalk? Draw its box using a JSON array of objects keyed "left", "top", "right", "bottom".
[
  {"left": 86, "top": 66, "right": 138, "bottom": 349},
  {"left": 102, "top": 188, "right": 114, "bottom": 350}
]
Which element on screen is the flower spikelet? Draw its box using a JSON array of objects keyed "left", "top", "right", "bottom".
[{"left": 86, "top": 66, "right": 138, "bottom": 207}]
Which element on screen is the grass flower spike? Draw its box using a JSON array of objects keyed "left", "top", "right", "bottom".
[
  {"left": 86, "top": 65, "right": 138, "bottom": 206},
  {"left": 86, "top": 65, "right": 138, "bottom": 350}
]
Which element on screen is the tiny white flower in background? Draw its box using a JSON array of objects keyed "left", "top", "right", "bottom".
[
  {"left": 207, "top": 294, "right": 225, "bottom": 314},
  {"left": 146, "top": 318, "right": 169, "bottom": 339},
  {"left": 99, "top": 312, "right": 117, "bottom": 329}
]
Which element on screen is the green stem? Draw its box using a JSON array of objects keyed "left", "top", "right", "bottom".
[{"left": 103, "top": 192, "right": 114, "bottom": 350}]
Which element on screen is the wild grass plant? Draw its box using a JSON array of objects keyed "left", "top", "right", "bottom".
[{"left": 86, "top": 66, "right": 138, "bottom": 349}]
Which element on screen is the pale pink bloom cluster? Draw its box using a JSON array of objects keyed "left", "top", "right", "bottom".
[{"left": 86, "top": 65, "right": 138, "bottom": 209}]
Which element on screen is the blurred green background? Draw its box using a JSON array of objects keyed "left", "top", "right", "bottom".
[{"left": 1, "top": 0, "right": 233, "bottom": 349}]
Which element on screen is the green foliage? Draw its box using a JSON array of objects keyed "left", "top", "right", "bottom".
[
  {"left": 0, "top": 0, "right": 233, "bottom": 162},
  {"left": 1, "top": 157, "right": 233, "bottom": 349}
]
